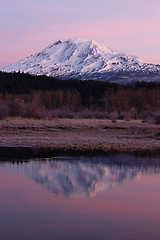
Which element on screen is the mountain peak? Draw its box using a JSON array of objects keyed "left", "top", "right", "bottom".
[
  {"left": 1, "top": 38, "right": 160, "bottom": 83},
  {"left": 54, "top": 40, "right": 62, "bottom": 45}
]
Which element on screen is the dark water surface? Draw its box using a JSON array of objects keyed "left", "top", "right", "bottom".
[{"left": 0, "top": 153, "right": 160, "bottom": 240}]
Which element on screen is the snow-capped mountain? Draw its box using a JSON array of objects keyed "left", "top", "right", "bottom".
[{"left": 1, "top": 38, "right": 160, "bottom": 83}]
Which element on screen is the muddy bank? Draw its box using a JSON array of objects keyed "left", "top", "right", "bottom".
[{"left": 0, "top": 118, "right": 159, "bottom": 158}]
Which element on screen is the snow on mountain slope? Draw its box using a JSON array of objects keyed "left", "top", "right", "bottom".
[{"left": 1, "top": 38, "right": 160, "bottom": 82}]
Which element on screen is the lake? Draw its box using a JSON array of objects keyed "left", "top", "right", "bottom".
[{"left": 0, "top": 153, "right": 160, "bottom": 240}]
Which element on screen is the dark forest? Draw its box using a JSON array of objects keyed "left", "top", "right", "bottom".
[{"left": 0, "top": 71, "right": 160, "bottom": 122}]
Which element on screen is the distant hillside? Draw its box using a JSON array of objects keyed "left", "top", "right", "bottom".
[{"left": 0, "top": 71, "right": 160, "bottom": 95}]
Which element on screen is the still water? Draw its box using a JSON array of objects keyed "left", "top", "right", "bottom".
[{"left": 0, "top": 153, "right": 160, "bottom": 240}]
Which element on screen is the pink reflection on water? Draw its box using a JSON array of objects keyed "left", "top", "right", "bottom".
[{"left": 0, "top": 164, "right": 160, "bottom": 240}]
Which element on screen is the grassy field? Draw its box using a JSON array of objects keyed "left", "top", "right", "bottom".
[{"left": 0, "top": 118, "right": 159, "bottom": 154}]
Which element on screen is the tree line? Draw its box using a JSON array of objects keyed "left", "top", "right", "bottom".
[{"left": 0, "top": 71, "right": 160, "bottom": 122}]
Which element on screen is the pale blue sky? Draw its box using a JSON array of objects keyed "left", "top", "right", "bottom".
[{"left": 0, "top": 0, "right": 160, "bottom": 67}]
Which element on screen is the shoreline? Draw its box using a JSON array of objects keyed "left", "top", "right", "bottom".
[
  {"left": 0, "top": 118, "right": 159, "bottom": 158},
  {"left": 0, "top": 146, "right": 160, "bottom": 160}
]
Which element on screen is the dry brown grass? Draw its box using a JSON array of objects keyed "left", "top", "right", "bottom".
[{"left": 0, "top": 118, "right": 159, "bottom": 152}]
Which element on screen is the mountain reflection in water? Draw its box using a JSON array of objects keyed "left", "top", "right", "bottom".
[{"left": 1, "top": 154, "right": 160, "bottom": 198}]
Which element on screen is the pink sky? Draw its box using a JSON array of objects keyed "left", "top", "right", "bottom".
[{"left": 0, "top": 0, "right": 160, "bottom": 67}]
